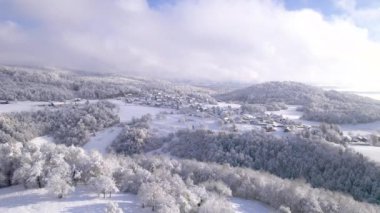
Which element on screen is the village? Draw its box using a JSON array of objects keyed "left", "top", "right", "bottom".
[{"left": 1, "top": 91, "right": 379, "bottom": 146}]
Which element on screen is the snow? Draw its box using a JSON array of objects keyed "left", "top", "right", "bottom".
[
  {"left": 0, "top": 185, "right": 151, "bottom": 213},
  {"left": 350, "top": 145, "right": 380, "bottom": 164},
  {"left": 215, "top": 102, "right": 242, "bottom": 109},
  {"left": 340, "top": 122, "right": 380, "bottom": 136},
  {"left": 83, "top": 127, "right": 123, "bottom": 154},
  {"left": 29, "top": 136, "right": 54, "bottom": 147},
  {"left": 0, "top": 185, "right": 273, "bottom": 213},
  {"left": 267, "top": 105, "right": 303, "bottom": 120},
  {"left": 231, "top": 197, "right": 274, "bottom": 213},
  {"left": 28, "top": 128, "right": 122, "bottom": 155},
  {"left": 150, "top": 113, "right": 221, "bottom": 136},
  {"left": 0, "top": 101, "right": 46, "bottom": 114},
  {"left": 109, "top": 100, "right": 171, "bottom": 122},
  {"left": 355, "top": 92, "right": 380, "bottom": 101},
  {"left": 203, "top": 102, "right": 241, "bottom": 109},
  {"left": 235, "top": 124, "right": 260, "bottom": 132}
]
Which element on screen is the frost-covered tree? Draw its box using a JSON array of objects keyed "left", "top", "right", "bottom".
[
  {"left": 278, "top": 205, "right": 292, "bottom": 213},
  {"left": 105, "top": 202, "right": 124, "bottom": 213},
  {"left": 110, "top": 127, "right": 149, "bottom": 155},
  {"left": 200, "top": 180, "right": 232, "bottom": 197},
  {"left": 46, "top": 175, "right": 74, "bottom": 199},
  {"left": 138, "top": 182, "right": 179, "bottom": 212},
  {"left": 0, "top": 101, "right": 119, "bottom": 147},
  {"left": 198, "top": 196, "right": 234, "bottom": 213},
  {"left": 44, "top": 150, "right": 74, "bottom": 199},
  {"left": 12, "top": 142, "right": 45, "bottom": 188},
  {"left": 0, "top": 142, "right": 23, "bottom": 186},
  {"left": 89, "top": 175, "right": 119, "bottom": 198},
  {"left": 165, "top": 129, "right": 380, "bottom": 204}
]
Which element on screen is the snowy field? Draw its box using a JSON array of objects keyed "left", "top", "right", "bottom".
[
  {"left": 108, "top": 100, "right": 172, "bottom": 122},
  {"left": 340, "top": 122, "right": 380, "bottom": 136},
  {"left": 0, "top": 101, "right": 46, "bottom": 114},
  {"left": 30, "top": 136, "right": 54, "bottom": 147},
  {"left": 231, "top": 198, "right": 273, "bottom": 213},
  {"left": 83, "top": 127, "right": 123, "bottom": 154},
  {"left": 0, "top": 185, "right": 150, "bottom": 213},
  {"left": 0, "top": 185, "right": 273, "bottom": 213},
  {"left": 267, "top": 105, "right": 303, "bottom": 120},
  {"left": 150, "top": 113, "right": 221, "bottom": 136},
  {"left": 350, "top": 145, "right": 380, "bottom": 164}
]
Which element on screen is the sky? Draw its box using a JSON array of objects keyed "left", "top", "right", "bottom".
[{"left": 0, "top": 0, "right": 380, "bottom": 90}]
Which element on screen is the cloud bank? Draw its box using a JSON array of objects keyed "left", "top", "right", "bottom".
[{"left": 0, "top": 0, "right": 379, "bottom": 89}]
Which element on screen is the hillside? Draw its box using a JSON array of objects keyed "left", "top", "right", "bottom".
[
  {"left": 0, "top": 65, "right": 215, "bottom": 105},
  {"left": 216, "top": 81, "right": 380, "bottom": 124}
]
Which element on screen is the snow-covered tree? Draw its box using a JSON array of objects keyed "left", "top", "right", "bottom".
[
  {"left": 0, "top": 142, "right": 23, "bottom": 186},
  {"left": 198, "top": 196, "right": 234, "bottom": 213},
  {"left": 200, "top": 180, "right": 232, "bottom": 197},
  {"left": 46, "top": 175, "right": 74, "bottom": 199},
  {"left": 278, "top": 205, "right": 292, "bottom": 213},
  {"left": 138, "top": 182, "right": 179, "bottom": 212},
  {"left": 89, "top": 175, "right": 119, "bottom": 198},
  {"left": 105, "top": 202, "right": 124, "bottom": 213},
  {"left": 110, "top": 126, "right": 149, "bottom": 155}
]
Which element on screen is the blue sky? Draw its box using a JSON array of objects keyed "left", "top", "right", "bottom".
[
  {"left": 283, "top": 0, "right": 342, "bottom": 15},
  {"left": 147, "top": 0, "right": 176, "bottom": 8},
  {"left": 147, "top": 0, "right": 379, "bottom": 15}
]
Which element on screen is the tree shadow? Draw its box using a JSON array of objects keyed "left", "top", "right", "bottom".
[{"left": 0, "top": 188, "right": 52, "bottom": 208}]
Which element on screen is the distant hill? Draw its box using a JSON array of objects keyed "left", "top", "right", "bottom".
[
  {"left": 0, "top": 65, "right": 215, "bottom": 104},
  {"left": 216, "top": 81, "right": 380, "bottom": 124}
]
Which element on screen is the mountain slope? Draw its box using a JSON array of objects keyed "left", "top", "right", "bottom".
[
  {"left": 0, "top": 65, "right": 215, "bottom": 104},
  {"left": 216, "top": 81, "right": 380, "bottom": 124}
]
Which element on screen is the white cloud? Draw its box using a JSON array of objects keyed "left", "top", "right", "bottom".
[
  {"left": 0, "top": 21, "right": 25, "bottom": 43},
  {"left": 0, "top": 0, "right": 380, "bottom": 89},
  {"left": 335, "top": 0, "right": 356, "bottom": 12}
]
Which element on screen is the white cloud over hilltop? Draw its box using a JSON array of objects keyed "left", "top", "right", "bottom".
[{"left": 0, "top": 0, "right": 379, "bottom": 89}]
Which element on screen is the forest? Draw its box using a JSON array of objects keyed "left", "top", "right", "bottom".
[
  {"left": 163, "top": 129, "right": 380, "bottom": 204},
  {"left": 0, "top": 66, "right": 214, "bottom": 105},
  {"left": 0, "top": 101, "right": 119, "bottom": 146}
]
